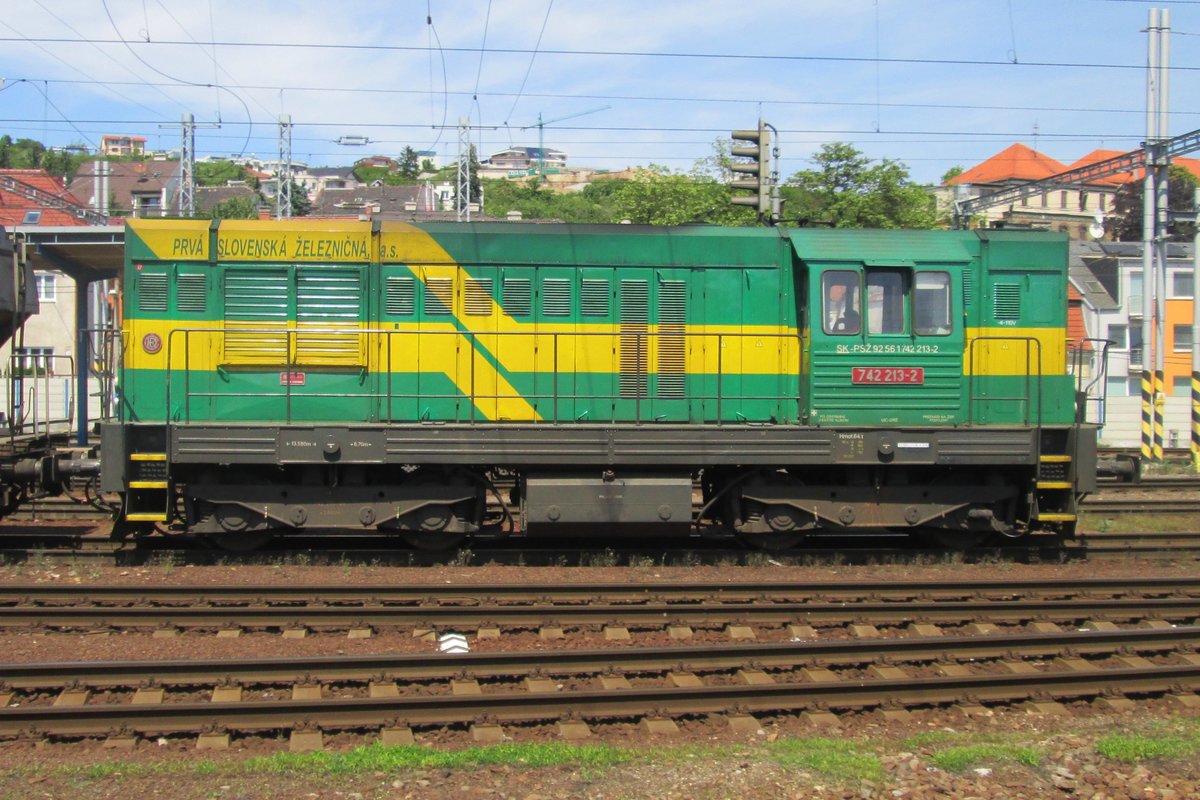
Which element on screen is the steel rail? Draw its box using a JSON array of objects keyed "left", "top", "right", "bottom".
[
  {"left": 1, "top": 665, "right": 1198, "bottom": 738},
  {"left": 3, "top": 577, "right": 1199, "bottom": 605},
  {"left": 2, "top": 627, "right": 1198, "bottom": 690},
  {"left": 2, "top": 597, "right": 1198, "bottom": 629}
]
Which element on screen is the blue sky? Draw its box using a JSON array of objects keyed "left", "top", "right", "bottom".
[{"left": 1, "top": 0, "right": 1197, "bottom": 184}]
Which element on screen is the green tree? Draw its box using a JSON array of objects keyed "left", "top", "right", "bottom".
[
  {"left": 784, "top": 142, "right": 938, "bottom": 229},
  {"left": 482, "top": 177, "right": 623, "bottom": 223},
  {"left": 941, "top": 166, "right": 964, "bottom": 184},
  {"left": 1106, "top": 165, "right": 1198, "bottom": 242},
  {"left": 399, "top": 146, "right": 420, "bottom": 179},
  {"left": 196, "top": 160, "right": 250, "bottom": 187},
  {"left": 611, "top": 166, "right": 755, "bottom": 226},
  {"left": 4, "top": 138, "right": 47, "bottom": 169},
  {"left": 286, "top": 179, "right": 312, "bottom": 217},
  {"left": 209, "top": 195, "right": 259, "bottom": 219}
]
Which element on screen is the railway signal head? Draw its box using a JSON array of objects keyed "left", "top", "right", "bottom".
[{"left": 730, "top": 120, "right": 771, "bottom": 217}]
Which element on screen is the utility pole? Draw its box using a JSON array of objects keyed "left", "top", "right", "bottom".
[
  {"left": 1192, "top": 188, "right": 1199, "bottom": 471},
  {"left": 456, "top": 117, "right": 471, "bottom": 222},
  {"left": 1141, "top": 8, "right": 1170, "bottom": 463},
  {"left": 159, "top": 113, "right": 218, "bottom": 217},
  {"left": 276, "top": 114, "right": 294, "bottom": 220}
]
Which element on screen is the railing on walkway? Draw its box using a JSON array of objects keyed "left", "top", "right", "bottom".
[
  {"left": 966, "top": 336, "right": 1043, "bottom": 427},
  {"left": 154, "top": 327, "right": 805, "bottom": 425}
]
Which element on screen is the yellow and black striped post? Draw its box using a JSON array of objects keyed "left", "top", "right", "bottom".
[
  {"left": 1192, "top": 370, "right": 1199, "bottom": 472},
  {"left": 1142, "top": 369, "right": 1155, "bottom": 460},
  {"left": 1154, "top": 369, "right": 1166, "bottom": 461}
]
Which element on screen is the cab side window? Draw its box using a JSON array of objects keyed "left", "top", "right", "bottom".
[
  {"left": 913, "top": 272, "right": 952, "bottom": 336},
  {"left": 866, "top": 271, "right": 905, "bottom": 334},
  {"left": 822, "top": 271, "right": 860, "bottom": 335}
]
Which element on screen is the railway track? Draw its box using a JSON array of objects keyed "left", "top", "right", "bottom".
[
  {"left": 3, "top": 625, "right": 1198, "bottom": 746},
  {"left": 1, "top": 578, "right": 1196, "bottom": 633}
]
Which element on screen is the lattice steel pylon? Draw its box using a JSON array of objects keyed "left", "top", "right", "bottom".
[
  {"left": 178, "top": 113, "right": 196, "bottom": 217},
  {"left": 456, "top": 117, "right": 471, "bottom": 222},
  {"left": 276, "top": 114, "right": 294, "bottom": 220},
  {"left": 159, "top": 112, "right": 218, "bottom": 217}
]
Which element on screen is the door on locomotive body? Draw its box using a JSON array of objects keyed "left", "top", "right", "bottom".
[
  {"left": 692, "top": 264, "right": 794, "bottom": 423},
  {"left": 218, "top": 263, "right": 373, "bottom": 424},
  {"left": 530, "top": 267, "right": 579, "bottom": 422},
  {"left": 806, "top": 263, "right": 964, "bottom": 427},
  {"left": 459, "top": 266, "right": 507, "bottom": 422},
  {"left": 379, "top": 264, "right": 421, "bottom": 422},
  {"left": 970, "top": 269, "right": 1066, "bottom": 425},
  {"left": 605, "top": 269, "right": 693, "bottom": 423},
  {"left": 493, "top": 267, "right": 540, "bottom": 422}
]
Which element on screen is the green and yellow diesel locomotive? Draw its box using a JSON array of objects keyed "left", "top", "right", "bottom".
[{"left": 101, "top": 218, "right": 1095, "bottom": 549}]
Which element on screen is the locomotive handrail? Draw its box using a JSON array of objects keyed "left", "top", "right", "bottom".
[
  {"left": 161, "top": 326, "right": 805, "bottom": 426},
  {"left": 1071, "top": 338, "right": 1111, "bottom": 427},
  {"left": 966, "top": 336, "right": 1043, "bottom": 428},
  {"left": 5, "top": 354, "right": 76, "bottom": 439}
]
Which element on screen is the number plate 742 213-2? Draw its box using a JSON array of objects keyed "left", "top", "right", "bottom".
[{"left": 851, "top": 367, "right": 924, "bottom": 384}]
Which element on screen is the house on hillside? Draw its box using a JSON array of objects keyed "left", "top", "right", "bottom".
[
  {"left": 68, "top": 160, "right": 181, "bottom": 218},
  {"left": 299, "top": 167, "right": 360, "bottom": 197},
  {"left": 309, "top": 183, "right": 465, "bottom": 220},
  {"left": 99, "top": 134, "right": 146, "bottom": 157},
  {"left": 479, "top": 146, "right": 567, "bottom": 179}
]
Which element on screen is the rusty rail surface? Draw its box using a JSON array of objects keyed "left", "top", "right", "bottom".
[
  {"left": 1, "top": 632, "right": 1198, "bottom": 739},
  {"left": 0, "top": 596, "right": 1196, "bottom": 631},
  {"left": 3, "top": 577, "right": 1198, "bottom": 605}
]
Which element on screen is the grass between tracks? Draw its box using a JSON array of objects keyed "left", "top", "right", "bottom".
[
  {"left": 1095, "top": 718, "right": 1200, "bottom": 762},
  {"left": 49, "top": 737, "right": 884, "bottom": 785},
  {"left": 7, "top": 717, "right": 1200, "bottom": 794}
]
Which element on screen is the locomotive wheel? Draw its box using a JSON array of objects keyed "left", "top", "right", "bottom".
[{"left": 398, "top": 472, "right": 478, "bottom": 551}]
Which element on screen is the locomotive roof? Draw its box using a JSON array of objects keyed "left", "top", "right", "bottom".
[{"left": 125, "top": 218, "right": 1066, "bottom": 272}]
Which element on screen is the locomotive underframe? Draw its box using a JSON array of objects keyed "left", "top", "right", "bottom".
[{"left": 101, "top": 421, "right": 1096, "bottom": 546}]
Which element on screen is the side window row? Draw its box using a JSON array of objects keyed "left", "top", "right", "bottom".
[
  {"left": 822, "top": 269, "right": 952, "bottom": 337},
  {"left": 383, "top": 275, "right": 618, "bottom": 318}
]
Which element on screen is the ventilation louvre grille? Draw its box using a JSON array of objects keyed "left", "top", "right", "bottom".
[
  {"left": 658, "top": 280, "right": 687, "bottom": 398},
  {"left": 465, "top": 278, "right": 494, "bottom": 316},
  {"left": 139, "top": 273, "right": 169, "bottom": 313},
  {"left": 543, "top": 278, "right": 571, "bottom": 316},
  {"left": 385, "top": 277, "right": 415, "bottom": 315},
  {"left": 425, "top": 277, "right": 453, "bottom": 316},
  {"left": 993, "top": 284, "right": 1021, "bottom": 320},
  {"left": 503, "top": 278, "right": 531, "bottom": 316},
  {"left": 619, "top": 279, "right": 649, "bottom": 398},
  {"left": 176, "top": 274, "right": 207, "bottom": 312}
]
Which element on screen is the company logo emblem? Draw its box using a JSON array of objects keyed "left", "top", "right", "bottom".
[{"left": 142, "top": 332, "right": 163, "bottom": 355}]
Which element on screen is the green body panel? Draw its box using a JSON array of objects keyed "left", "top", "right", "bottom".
[{"left": 120, "top": 221, "right": 1073, "bottom": 430}]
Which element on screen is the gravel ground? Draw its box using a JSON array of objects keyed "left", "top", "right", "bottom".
[{"left": 1, "top": 541, "right": 1199, "bottom": 798}]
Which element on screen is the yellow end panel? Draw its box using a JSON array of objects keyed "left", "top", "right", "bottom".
[
  {"left": 216, "top": 220, "right": 372, "bottom": 263},
  {"left": 963, "top": 327, "right": 1066, "bottom": 376},
  {"left": 128, "top": 219, "right": 212, "bottom": 261},
  {"left": 379, "top": 223, "right": 459, "bottom": 265}
]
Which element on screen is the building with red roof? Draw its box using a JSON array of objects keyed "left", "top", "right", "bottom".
[
  {"left": 0, "top": 169, "right": 101, "bottom": 227},
  {"left": 943, "top": 143, "right": 1116, "bottom": 239},
  {"left": 0, "top": 169, "right": 118, "bottom": 402}
]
